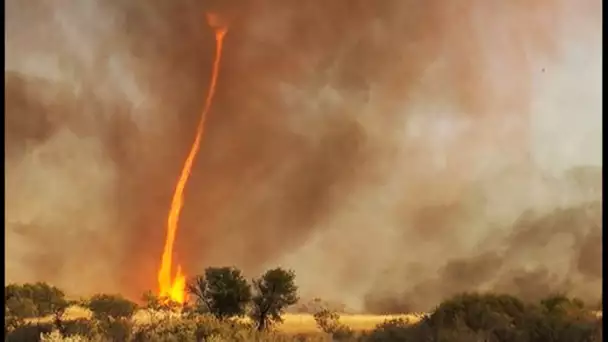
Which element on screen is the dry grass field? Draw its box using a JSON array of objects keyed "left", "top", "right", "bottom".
[
  {"left": 38, "top": 305, "right": 602, "bottom": 334},
  {"left": 261, "top": 313, "right": 424, "bottom": 333},
  {"left": 39, "top": 306, "right": 425, "bottom": 333}
]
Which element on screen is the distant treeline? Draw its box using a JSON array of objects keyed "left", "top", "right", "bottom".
[{"left": 5, "top": 265, "right": 603, "bottom": 341}]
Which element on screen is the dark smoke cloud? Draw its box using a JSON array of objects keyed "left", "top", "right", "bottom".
[
  {"left": 5, "top": 0, "right": 601, "bottom": 310},
  {"left": 365, "top": 197, "right": 602, "bottom": 313}
]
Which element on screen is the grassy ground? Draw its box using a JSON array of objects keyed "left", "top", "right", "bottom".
[
  {"left": 269, "top": 313, "right": 423, "bottom": 333},
  {"left": 39, "top": 306, "right": 602, "bottom": 334},
  {"left": 49, "top": 306, "right": 424, "bottom": 333}
]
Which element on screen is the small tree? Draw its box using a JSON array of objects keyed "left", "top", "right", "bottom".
[
  {"left": 5, "top": 282, "right": 68, "bottom": 317},
  {"left": 250, "top": 268, "right": 299, "bottom": 331},
  {"left": 314, "top": 308, "right": 342, "bottom": 333},
  {"left": 5, "top": 296, "right": 37, "bottom": 332},
  {"left": 186, "top": 266, "right": 252, "bottom": 320},
  {"left": 314, "top": 308, "right": 354, "bottom": 340},
  {"left": 5, "top": 296, "right": 37, "bottom": 320},
  {"left": 86, "top": 294, "right": 138, "bottom": 321},
  {"left": 5, "top": 282, "right": 69, "bottom": 333},
  {"left": 540, "top": 293, "right": 585, "bottom": 316},
  {"left": 85, "top": 295, "right": 137, "bottom": 342}
]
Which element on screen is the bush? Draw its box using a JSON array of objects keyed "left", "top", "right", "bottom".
[
  {"left": 86, "top": 294, "right": 138, "bottom": 321},
  {"left": 5, "top": 283, "right": 68, "bottom": 316},
  {"left": 99, "top": 318, "right": 134, "bottom": 341},
  {"left": 362, "top": 292, "right": 603, "bottom": 342},
  {"left": 5, "top": 322, "right": 54, "bottom": 342},
  {"left": 132, "top": 318, "right": 199, "bottom": 342},
  {"left": 364, "top": 318, "right": 421, "bottom": 342},
  {"left": 6, "top": 318, "right": 126, "bottom": 342},
  {"left": 132, "top": 315, "right": 267, "bottom": 342},
  {"left": 519, "top": 306, "right": 599, "bottom": 342},
  {"left": 313, "top": 309, "right": 355, "bottom": 341},
  {"left": 40, "top": 330, "right": 92, "bottom": 342},
  {"left": 61, "top": 318, "right": 102, "bottom": 340},
  {"left": 5, "top": 282, "right": 69, "bottom": 329},
  {"left": 429, "top": 292, "right": 528, "bottom": 333},
  {"left": 5, "top": 296, "right": 38, "bottom": 320},
  {"left": 540, "top": 294, "right": 585, "bottom": 316}
]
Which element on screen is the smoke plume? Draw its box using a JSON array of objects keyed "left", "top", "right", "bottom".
[{"left": 6, "top": 0, "right": 602, "bottom": 311}]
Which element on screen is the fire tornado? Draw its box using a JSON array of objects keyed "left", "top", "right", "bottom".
[{"left": 157, "top": 18, "right": 228, "bottom": 304}]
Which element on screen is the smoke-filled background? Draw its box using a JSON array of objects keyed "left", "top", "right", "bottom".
[{"left": 5, "top": 0, "right": 602, "bottom": 312}]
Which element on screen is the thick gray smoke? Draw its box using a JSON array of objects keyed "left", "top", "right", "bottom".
[{"left": 5, "top": 0, "right": 602, "bottom": 311}]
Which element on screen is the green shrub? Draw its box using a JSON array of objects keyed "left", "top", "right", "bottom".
[
  {"left": 429, "top": 292, "right": 527, "bottom": 332},
  {"left": 364, "top": 318, "right": 420, "bottom": 342},
  {"left": 5, "top": 283, "right": 68, "bottom": 318},
  {"left": 40, "top": 330, "right": 91, "bottom": 342},
  {"left": 5, "top": 322, "right": 54, "bottom": 342},
  {"left": 99, "top": 318, "right": 134, "bottom": 341},
  {"left": 132, "top": 315, "right": 328, "bottom": 342},
  {"left": 5, "top": 282, "right": 68, "bottom": 334},
  {"left": 61, "top": 318, "right": 102, "bottom": 339},
  {"left": 86, "top": 294, "right": 138, "bottom": 321},
  {"left": 540, "top": 294, "right": 585, "bottom": 316},
  {"left": 361, "top": 292, "right": 603, "bottom": 342},
  {"left": 519, "top": 307, "right": 598, "bottom": 342},
  {"left": 132, "top": 317, "right": 199, "bottom": 341},
  {"left": 313, "top": 309, "right": 355, "bottom": 341}
]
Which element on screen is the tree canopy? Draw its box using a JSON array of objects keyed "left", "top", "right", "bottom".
[
  {"left": 186, "top": 266, "right": 252, "bottom": 320},
  {"left": 249, "top": 267, "right": 299, "bottom": 331},
  {"left": 5, "top": 282, "right": 68, "bottom": 320}
]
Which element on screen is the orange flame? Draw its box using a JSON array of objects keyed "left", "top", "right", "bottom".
[{"left": 157, "top": 27, "right": 227, "bottom": 304}]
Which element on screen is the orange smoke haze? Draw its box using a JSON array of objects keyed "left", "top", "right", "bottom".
[
  {"left": 5, "top": 0, "right": 602, "bottom": 312},
  {"left": 158, "top": 21, "right": 227, "bottom": 304}
]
